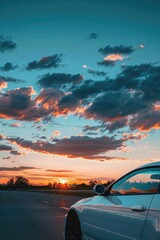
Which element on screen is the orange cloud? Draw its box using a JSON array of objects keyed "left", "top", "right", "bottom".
[
  {"left": 11, "top": 122, "right": 22, "bottom": 128},
  {"left": 0, "top": 113, "right": 12, "bottom": 119},
  {"left": 138, "top": 123, "right": 160, "bottom": 132},
  {"left": 52, "top": 130, "right": 61, "bottom": 136},
  {"left": 104, "top": 54, "right": 124, "bottom": 62},
  {"left": 123, "top": 132, "right": 148, "bottom": 141},
  {"left": 0, "top": 80, "right": 7, "bottom": 90}
]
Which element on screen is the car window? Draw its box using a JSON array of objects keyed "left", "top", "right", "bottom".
[{"left": 110, "top": 167, "right": 160, "bottom": 195}]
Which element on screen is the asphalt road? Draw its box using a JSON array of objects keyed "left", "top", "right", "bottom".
[{"left": 0, "top": 191, "right": 82, "bottom": 240}]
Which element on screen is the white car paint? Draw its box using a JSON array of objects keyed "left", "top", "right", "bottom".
[{"left": 65, "top": 161, "right": 160, "bottom": 240}]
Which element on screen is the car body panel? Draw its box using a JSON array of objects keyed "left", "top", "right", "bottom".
[
  {"left": 84, "top": 194, "right": 154, "bottom": 240},
  {"left": 68, "top": 197, "right": 95, "bottom": 238},
  {"left": 141, "top": 194, "right": 160, "bottom": 240},
  {"left": 65, "top": 162, "right": 160, "bottom": 240}
]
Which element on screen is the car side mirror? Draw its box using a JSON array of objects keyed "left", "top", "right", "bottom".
[{"left": 93, "top": 184, "right": 105, "bottom": 195}]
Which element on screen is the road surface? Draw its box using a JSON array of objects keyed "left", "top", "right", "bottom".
[{"left": 0, "top": 190, "right": 82, "bottom": 240}]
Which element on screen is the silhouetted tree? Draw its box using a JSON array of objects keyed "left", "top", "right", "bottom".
[
  {"left": 14, "top": 176, "right": 29, "bottom": 189},
  {"left": 6, "top": 177, "right": 15, "bottom": 189},
  {"left": 47, "top": 183, "right": 52, "bottom": 188}
]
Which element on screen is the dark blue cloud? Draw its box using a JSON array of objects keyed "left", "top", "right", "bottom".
[
  {"left": 38, "top": 73, "right": 83, "bottom": 88},
  {"left": 130, "top": 109, "right": 160, "bottom": 131},
  {"left": 87, "top": 68, "right": 107, "bottom": 77},
  {"left": 84, "top": 90, "right": 146, "bottom": 121},
  {"left": 26, "top": 54, "right": 63, "bottom": 70},
  {"left": 0, "top": 145, "right": 12, "bottom": 151},
  {"left": 87, "top": 32, "right": 99, "bottom": 40},
  {"left": 8, "top": 135, "right": 125, "bottom": 161},
  {"left": 0, "top": 62, "right": 17, "bottom": 71},
  {"left": 0, "top": 35, "right": 17, "bottom": 53},
  {"left": 111, "top": 64, "right": 160, "bottom": 102},
  {"left": 99, "top": 45, "right": 135, "bottom": 55},
  {"left": 0, "top": 76, "right": 25, "bottom": 83},
  {"left": 98, "top": 60, "right": 116, "bottom": 67},
  {"left": 10, "top": 150, "right": 22, "bottom": 155},
  {"left": 0, "top": 87, "right": 35, "bottom": 119}
]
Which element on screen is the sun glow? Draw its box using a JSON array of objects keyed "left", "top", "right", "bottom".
[{"left": 59, "top": 178, "right": 68, "bottom": 184}]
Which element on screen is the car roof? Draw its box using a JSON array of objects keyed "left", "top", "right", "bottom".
[{"left": 138, "top": 161, "right": 160, "bottom": 169}]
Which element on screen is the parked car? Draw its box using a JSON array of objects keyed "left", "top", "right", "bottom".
[{"left": 65, "top": 161, "right": 160, "bottom": 240}]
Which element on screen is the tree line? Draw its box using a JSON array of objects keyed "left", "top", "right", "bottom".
[
  {"left": 0, "top": 176, "right": 30, "bottom": 190},
  {"left": 0, "top": 176, "right": 114, "bottom": 190}
]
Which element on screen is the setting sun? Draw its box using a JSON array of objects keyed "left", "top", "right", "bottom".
[{"left": 59, "top": 179, "right": 68, "bottom": 184}]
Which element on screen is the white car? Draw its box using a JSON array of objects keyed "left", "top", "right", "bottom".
[{"left": 65, "top": 161, "right": 160, "bottom": 240}]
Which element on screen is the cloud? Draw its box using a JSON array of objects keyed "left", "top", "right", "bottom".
[
  {"left": 123, "top": 132, "right": 148, "bottom": 141},
  {"left": 110, "top": 63, "right": 160, "bottom": 103},
  {"left": 106, "top": 119, "right": 128, "bottom": 133},
  {"left": 0, "top": 87, "right": 36, "bottom": 120},
  {"left": 104, "top": 54, "right": 124, "bottom": 61},
  {"left": 40, "top": 136, "right": 47, "bottom": 140},
  {"left": 57, "top": 93, "right": 82, "bottom": 115},
  {"left": 69, "top": 79, "right": 109, "bottom": 99},
  {"left": 83, "top": 125, "right": 102, "bottom": 132},
  {"left": 87, "top": 32, "right": 99, "bottom": 40},
  {"left": 26, "top": 54, "right": 63, "bottom": 70},
  {"left": 34, "top": 88, "right": 65, "bottom": 118},
  {"left": 82, "top": 64, "right": 107, "bottom": 76},
  {"left": 138, "top": 44, "right": 145, "bottom": 49},
  {"left": 98, "top": 54, "right": 124, "bottom": 67},
  {"left": 0, "top": 62, "right": 17, "bottom": 71},
  {"left": 83, "top": 121, "right": 128, "bottom": 135},
  {"left": 98, "top": 60, "right": 116, "bottom": 67},
  {"left": 84, "top": 90, "right": 146, "bottom": 122},
  {"left": 0, "top": 76, "right": 25, "bottom": 83},
  {"left": 0, "top": 166, "right": 38, "bottom": 171},
  {"left": 99, "top": 45, "right": 135, "bottom": 55},
  {"left": 8, "top": 135, "right": 125, "bottom": 161},
  {"left": 113, "top": 64, "right": 154, "bottom": 90},
  {"left": 0, "top": 35, "right": 17, "bottom": 53},
  {"left": 0, "top": 61, "right": 159, "bottom": 135},
  {"left": 98, "top": 45, "right": 134, "bottom": 67},
  {"left": 0, "top": 87, "right": 61, "bottom": 121},
  {"left": 0, "top": 80, "right": 7, "bottom": 90},
  {"left": 130, "top": 110, "right": 160, "bottom": 132},
  {"left": 83, "top": 125, "right": 107, "bottom": 135},
  {"left": 10, "top": 150, "right": 22, "bottom": 155},
  {"left": 0, "top": 87, "right": 65, "bottom": 121},
  {"left": 78, "top": 156, "right": 129, "bottom": 161},
  {"left": 0, "top": 134, "right": 4, "bottom": 140},
  {"left": 80, "top": 63, "right": 160, "bottom": 133},
  {"left": 153, "top": 102, "right": 160, "bottom": 111},
  {"left": 52, "top": 130, "right": 61, "bottom": 136},
  {"left": 46, "top": 170, "right": 74, "bottom": 172},
  {"left": 10, "top": 122, "right": 22, "bottom": 128},
  {"left": 0, "top": 145, "right": 12, "bottom": 151},
  {"left": 37, "top": 73, "right": 84, "bottom": 88},
  {"left": 87, "top": 68, "right": 107, "bottom": 77}
]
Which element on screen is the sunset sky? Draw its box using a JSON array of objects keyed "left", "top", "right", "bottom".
[{"left": 0, "top": 0, "right": 160, "bottom": 185}]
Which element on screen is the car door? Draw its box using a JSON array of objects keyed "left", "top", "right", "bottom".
[
  {"left": 85, "top": 167, "right": 160, "bottom": 240},
  {"left": 141, "top": 182, "right": 160, "bottom": 240}
]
